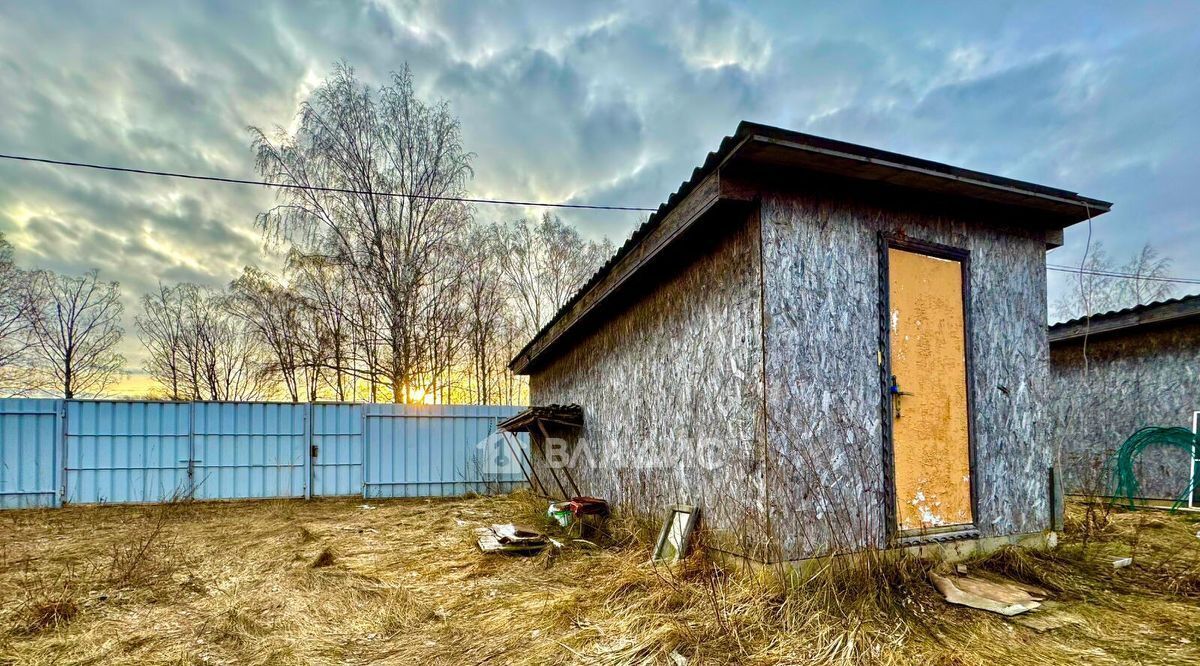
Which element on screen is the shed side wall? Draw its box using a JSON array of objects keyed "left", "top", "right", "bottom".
[
  {"left": 1049, "top": 323, "right": 1200, "bottom": 501},
  {"left": 760, "top": 191, "right": 1051, "bottom": 560},
  {"left": 528, "top": 214, "right": 767, "bottom": 556}
]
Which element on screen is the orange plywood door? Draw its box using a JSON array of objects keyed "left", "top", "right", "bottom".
[{"left": 887, "top": 247, "right": 973, "bottom": 532}]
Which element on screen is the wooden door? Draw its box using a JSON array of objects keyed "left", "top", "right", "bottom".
[{"left": 886, "top": 245, "right": 974, "bottom": 533}]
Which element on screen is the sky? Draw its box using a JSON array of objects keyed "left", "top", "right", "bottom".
[{"left": 0, "top": 1, "right": 1197, "bottom": 391}]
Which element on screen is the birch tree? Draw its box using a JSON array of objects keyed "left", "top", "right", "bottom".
[
  {"left": 251, "top": 62, "right": 473, "bottom": 403},
  {"left": 289, "top": 254, "right": 355, "bottom": 401},
  {"left": 229, "top": 266, "right": 318, "bottom": 402},
  {"left": 497, "top": 213, "right": 613, "bottom": 339},
  {"left": 1053, "top": 242, "right": 1177, "bottom": 321},
  {"left": 138, "top": 283, "right": 274, "bottom": 401},
  {"left": 176, "top": 284, "right": 273, "bottom": 401},
  {"left": 1116, "top": 243, "right": 1175, "bottom": 308}
]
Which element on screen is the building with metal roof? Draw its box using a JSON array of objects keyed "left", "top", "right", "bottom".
[
  {"left": 1049, "top": 294, "right": 1200, "bottom": 504},
  {"left": 511, "top": 121, "right": 1111, "bottom": 562}
]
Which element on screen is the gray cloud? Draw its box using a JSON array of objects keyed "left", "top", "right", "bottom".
[{"left": 0, "top": 0, "right": 1197, "bottom": 370}]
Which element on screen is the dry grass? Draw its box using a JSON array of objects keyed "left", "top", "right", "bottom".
[{"left": 1, "top": 495, "right": 1199, "bottom": 665}]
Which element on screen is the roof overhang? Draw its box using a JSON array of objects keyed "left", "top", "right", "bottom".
[
  {"left": 730, "top": 128, "right": 1111, "bottom": 221},
  {"left": 497, "top": 404, "right": 584, "bottom": 433},
  {"left": 509, "top": 169, "right": 756, "bottom": 375},
  {"left": 511, "top": 122, "right": 1113, "bottom": 375}
]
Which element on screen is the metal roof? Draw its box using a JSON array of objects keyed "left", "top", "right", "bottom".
[
  {"left": 1049, "top": 293, "right": 1200, "bottom": 343},
  {"left": 511, "top": 121, "right": 1113, "bottom": 373}
]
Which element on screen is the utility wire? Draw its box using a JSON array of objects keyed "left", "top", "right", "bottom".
[
  {"left": 3, "top": 153, "right": 1198, "bottom": 285},
  {"left": 1047, "top": 264, "right": 1200, "bottom": 286},
  {"left": 0, "top": 152, "right": 658, "bottom": 212}
]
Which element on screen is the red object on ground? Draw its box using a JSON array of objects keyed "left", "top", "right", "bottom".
[{"left": 568, "top": 497, "right": 609, "bottom": 518}]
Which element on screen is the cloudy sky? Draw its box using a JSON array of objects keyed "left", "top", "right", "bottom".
[{"left": 1, "top": 1, "right": 1197, "bottom": 389}]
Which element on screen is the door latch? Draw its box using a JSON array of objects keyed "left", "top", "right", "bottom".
[
  {"left": 889, "top": 375, "right": 913, "bottom": 419},
  {"left": 310, "top": 445, "right": 319, "bottom": 458}
]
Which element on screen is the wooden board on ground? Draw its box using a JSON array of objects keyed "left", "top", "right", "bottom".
[
  {"left": 475, "top": 524, "right": 549, "bottom": 554},
  {"left": 930, "top": 571, "right": 1046, "bottom": 616}
]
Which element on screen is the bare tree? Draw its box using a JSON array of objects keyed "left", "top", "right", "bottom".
[
  {"left": 229, "top": 266, "right": 318, "bottom": 402},
  {"left": 177, "top": 284, "right": 274, "bottom": 401},
  {"left": 496, "top": 212, "right": 613, "bottom": 339},
  {"left": 136, "top": 283, "right": 188, "bottom": 400},
  {"left": 29, "top": 269, "right": 125, "bottom": 399},
  {"left": 136, "top": 283, "right": 274, "bottom": 401},
  {"left": 344, "top": 270, "right": 386, "bottom": 401},
  {"left": 251, "top": 62, "right": 473, "bottom": 403},
  {"left": 1053, "top": 241, "right": 1178, "bottom": 321},
  {"left": 0, "top": 234, "right": 41, "bottom": 396},
  {"left": 416, "top": 239, "right": 470, "bottom": 403},
  {"left": 1116, "top": 243, "right": 1176, "bottom": 307},
  {"left": 461, "top": 222, "right": 508, "bottom": 403},
  {"left": 289, "top": 253, "right": 356, "bottom": 401}
]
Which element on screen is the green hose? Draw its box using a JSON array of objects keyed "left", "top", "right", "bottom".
[{"left": 1111, "top": 426, "right": 1199, "bottom": 511}]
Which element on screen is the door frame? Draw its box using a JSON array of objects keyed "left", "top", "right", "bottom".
[
  {"left": 1189, "top": 410, "right": 1198, "bottom": 509},
  {"left": 877, "top": 233, "right": 980, "bottom": 542}
]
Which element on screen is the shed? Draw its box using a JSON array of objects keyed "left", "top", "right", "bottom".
[
  {"left": 1048, "top": 294, "right": 1200, "bottom": 506},
  {"left": 510, "top": 121, "right": 1111, "bottom": 564}
]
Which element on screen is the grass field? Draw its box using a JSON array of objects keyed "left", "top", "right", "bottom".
[{"left": 2, "top": 493, "right": 1200, "bottom": 665}]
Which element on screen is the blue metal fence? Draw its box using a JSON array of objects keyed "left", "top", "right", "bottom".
[
  {"left": 0, "top": 399, "right": 525, "bottom": 508},
  {"left": 364, "top": 404, "right": 524, "bottom": 498},
  {"left": 0, "top": 399, "right": 60, "bottom": 509},
  {"left": 65, "top": 400, "right": 192, "bottom": 504},
  {"left": 192, "top": 402, "right": 308, "bottom": 501},
  {"left": 311, "top": 402, "right": 363, "bottom": 498}
]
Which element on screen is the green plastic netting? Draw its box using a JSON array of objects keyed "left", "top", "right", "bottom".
[{"left": 1111, "top": 426, "right": 1199, "bottom": 511}]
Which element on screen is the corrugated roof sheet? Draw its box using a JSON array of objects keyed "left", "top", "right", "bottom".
[{"left": 1049, "top": 293, "right": 1200, "bottom": 332}]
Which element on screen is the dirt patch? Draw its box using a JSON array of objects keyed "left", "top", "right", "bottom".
[{"left": 1, "top": 495, "right": 1198, "bottom": 664}]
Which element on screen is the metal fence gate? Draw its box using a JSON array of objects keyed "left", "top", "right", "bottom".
[
  {"left": 310, "top": 403, "right": 363, "bottom": 497},
  {"left": 0, "top": 399, "right": 60, "bottom": 509},
  {"left": 191, "top": 402, "right": 308, "bottom": 501},
  {"left": 363, "top": 404, "right": 524, "bottom": 498},
  {"left": 64, "top": 400, "right": 192, "bottom": 504},
  {"left": 0, "top": 399, "right": 524, "bottom": 508}
]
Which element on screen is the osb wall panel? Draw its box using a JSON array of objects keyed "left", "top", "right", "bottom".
[
  {"left": 1050, "top": 322, "right": 1200, "bottom": 500},
  {"left": 529, "top": 217, "right": 768, "bottom": 556},
  {"left": 761, "top": 191, "right": 1051, "bottom": 560}
]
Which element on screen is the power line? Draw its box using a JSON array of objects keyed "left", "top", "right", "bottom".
[
  {"left": 3, "top": 152, "right": 1198, "bottom": 285},
  {"left": 1047, "top": 264, "right": 1200, "bottom": 286},
  {"left": 0, "top": 152, "right": 658, "bottom": 212}
]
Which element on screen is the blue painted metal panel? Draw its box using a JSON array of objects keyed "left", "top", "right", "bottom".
[
  {"left": 191, "top": 402, "right": 307, "bottom": 500},
  {"left": 4, "top": 399, "right": 524, "bottom": 508},
  {"left": 311, "top": 403, "right": 363, "bottom": 497},
  {"left": 65, "top": 400, "right": 192, "bottom": 505},
  {"left": 363, "top": 404, "right": 526, "bottom": 498},
  {"left": 0, "top": 399, "right": 61, "bottom": 509}
]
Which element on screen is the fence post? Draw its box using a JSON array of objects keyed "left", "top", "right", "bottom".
[
  {"left": 361, "top": 406, "right": 369, "bottom": 499},
  {"left": 57, "top": 399, "right": 67, "bottom": 507},
  {"left": 187, "top": 401, "right": 196, "bottom": 499},
  {"left": 304, "top": 403, "right": 313, "bottom": 500}
]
